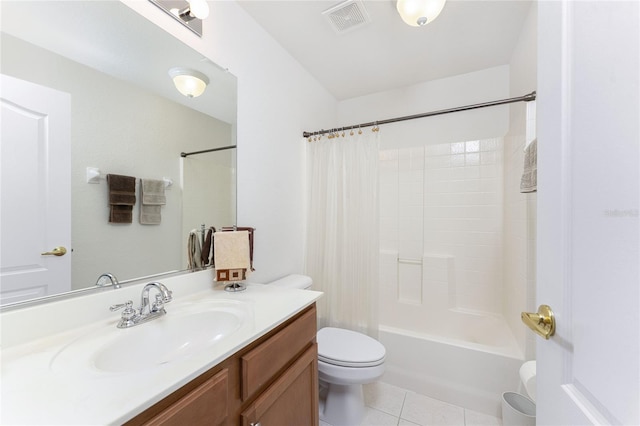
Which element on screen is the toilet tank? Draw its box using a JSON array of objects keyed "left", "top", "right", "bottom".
[{"left": 268, "top": 274, "right": 312, "bottom": 290}]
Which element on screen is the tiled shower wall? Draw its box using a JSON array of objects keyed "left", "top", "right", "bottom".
[
  {"left": 379, "top": 138, "right": 504, "bottom": 324},
  {"left": 503, "top": 101, "right": 537, "bottom": 359}
]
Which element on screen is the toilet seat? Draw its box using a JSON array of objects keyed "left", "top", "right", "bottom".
[{"left": 317, "top": 327, "right": 386, "bottom": 368}]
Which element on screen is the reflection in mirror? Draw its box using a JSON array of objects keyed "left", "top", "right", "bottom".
[
  {"left": 181, "top": 147, "right": 237, "bottom": 267},
  {"left": 0, "top": 1, "right": 237, "bottom": 307}
]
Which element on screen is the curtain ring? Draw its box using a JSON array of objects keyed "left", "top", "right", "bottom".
[{"left": 358, "top": 125, "right": 362, "bottom": 135}]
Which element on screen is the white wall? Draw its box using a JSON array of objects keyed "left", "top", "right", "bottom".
[
  {"left": 123, "top": 1, "right": 337, "bottom": 283},
  {"left": 337, "top": 65, "right": 510, "bottom": 149},
  {"left": 503, "top": 2, "right": 537, "bottom": 359}
]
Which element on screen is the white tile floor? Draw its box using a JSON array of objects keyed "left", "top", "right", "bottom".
[{"left": 320, "top": 382, "right": 502, "bottom": 426}]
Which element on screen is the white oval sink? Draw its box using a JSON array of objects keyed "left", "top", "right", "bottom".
[
  {"left": 94, "top": 310, "right": 241, "bottom": 373},
  {"left": 51, "top": 300, "right": 249, "bottom": 374}
]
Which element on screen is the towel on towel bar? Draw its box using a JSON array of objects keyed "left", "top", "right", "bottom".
[
  {"left": 187, "top": 229, "right": 202, "bottom": 270},
  {"left": 201, "top": 227, "right": 216, "bottom": 266},
  {"left": 107, "top": 174, "right": 136, "bottom": 223},
  {"left": 520, "top": 138, "right": 537, "bottom": 193},
  {"left": 214, "top": 230, "right": 251, "bottom": 281},
  {"left": 139, "top": 179, "right": 166, "bottom": 225},
  {"left": 220, "top": 226, "right": 255, "bottom": 271},
  {"left": 141, "top": 179, "right": 166, "bottom": 205}
]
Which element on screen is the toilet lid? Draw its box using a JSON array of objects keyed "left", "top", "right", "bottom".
[{"left": 317, "top": 327, "right": 386, "bottom": 368}]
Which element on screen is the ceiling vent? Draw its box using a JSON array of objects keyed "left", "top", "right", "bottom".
[{"left": 322, "top": 0, "right": 371, "bottom": 35}]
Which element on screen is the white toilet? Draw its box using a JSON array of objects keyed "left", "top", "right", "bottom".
[{"left": 268, "top": 274, "right": 386, "bottom": 426}]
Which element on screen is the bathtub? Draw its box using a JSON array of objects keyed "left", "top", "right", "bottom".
[{"left": 378, "top": 311, "right": 524, "bottom": 418}]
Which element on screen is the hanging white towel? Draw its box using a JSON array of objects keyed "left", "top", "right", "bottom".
[{"left": 520, "top": 138, "right": 537, "bottom": 193}]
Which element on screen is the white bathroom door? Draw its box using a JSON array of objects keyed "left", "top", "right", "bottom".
[
  {"left": 0, "top": 74, "right": 72, "bottom": 304},
  {"left": 535, "top": 1, "right": 639, "bottom": 425}
]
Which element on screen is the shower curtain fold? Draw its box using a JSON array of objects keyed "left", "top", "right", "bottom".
[{"left": 304, "top": 132, "right": 380, "bottom": 338}]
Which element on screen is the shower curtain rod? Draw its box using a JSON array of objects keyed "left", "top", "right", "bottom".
[
  {"left": 302, "top": 91, "right": 536, "bottom": 138},
  {"left": 180, "top": 145, "right": 237, "bottom": 158}
]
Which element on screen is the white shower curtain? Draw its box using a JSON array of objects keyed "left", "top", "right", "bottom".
[{"left": 304, "top": 131, "right": 380, "bottom": 338}]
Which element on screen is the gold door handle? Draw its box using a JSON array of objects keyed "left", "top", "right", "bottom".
[
  {"left": 521, "top": 304, "right": 555, "bottom": 339},
  {"left": 41, "top": 246, "right": 67, "bottom": 257}
]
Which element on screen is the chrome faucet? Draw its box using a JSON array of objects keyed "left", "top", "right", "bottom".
[
  {"left": 96, "top": 272, "right": 120, "bottom": 289},
  {"left": 110, "top": 281, "right": 173, "bottom": 328},
  {"left": 139, "top": 281, "right": 173, "bottom": 316}
]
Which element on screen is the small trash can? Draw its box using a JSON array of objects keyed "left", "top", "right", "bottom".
[{"left": 501, "top": 391, "right": 536, "bottom": 426}]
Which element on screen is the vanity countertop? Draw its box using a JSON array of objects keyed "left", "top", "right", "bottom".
[{"left": 0, "top": 274, "right": 322, "bottom": 425}]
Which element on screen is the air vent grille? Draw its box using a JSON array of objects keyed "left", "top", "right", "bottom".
[{"left": 322, "top": 0, "right": 371, "bottom": 34}]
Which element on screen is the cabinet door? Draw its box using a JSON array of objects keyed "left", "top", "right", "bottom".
[
  {"left": 242, "top": 305, "right": 317, "bottom": 401},
  {"left": 241, "top": 344, "right": 318, "bottom": 426},
  {"left": 145, "top": 369, "right": 228, "bottom": 426}
]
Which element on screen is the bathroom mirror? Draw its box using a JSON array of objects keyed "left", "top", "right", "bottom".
[{"left": 0, "top": 1, "right": 237, "bottom": 307}]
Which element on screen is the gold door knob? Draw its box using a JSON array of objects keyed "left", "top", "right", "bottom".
[
  {"left": 521, "top": 304, "right": 555, "bottom": 339},
  {"left": 41, "top": 246, "right": 67, "bottom": 257}
]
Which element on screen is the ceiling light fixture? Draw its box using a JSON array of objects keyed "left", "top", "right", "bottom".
[
  {"left": 168, "top": 67, "right": 209, "bottom": 98},
  {"left": 396, "top": 0, "right": 446, "bottom": 27}
]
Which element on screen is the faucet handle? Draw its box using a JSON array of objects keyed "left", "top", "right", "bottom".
[
  {"left": 110, "top": 300, "right": 134, "bottom": 312},
  {"left": 151, "top": 294, "right": 166, "bottom": 313},
  {"left": 110, "top": 300, "right": 138, "bottom": 328}
]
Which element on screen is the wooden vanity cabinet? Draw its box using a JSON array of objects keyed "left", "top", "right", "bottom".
[
  {"left": 144, "top": 368, "right": 230, "bottom": 426},
  {"left": 241, "top": 344, "right": 318, "bottom": 426},
  {"left": 125, "top": 304, "right": 318, "bottom": 426}
]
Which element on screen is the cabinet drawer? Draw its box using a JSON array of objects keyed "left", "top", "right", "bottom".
[
  {"left": 144, "top": 368, "right": 228, "bottom": 426},
  {"left": 241, "top": 305, "right": 317, "bottom": 401}
]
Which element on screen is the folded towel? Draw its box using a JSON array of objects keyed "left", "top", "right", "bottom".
[
  {"left": 140, "top": 204, "right": 161, "bottom": 225},
  {"left": 139, "top": 179, "right": 165, "bottom": 225},
  {"left": 107, "top": 174, "right": 136, "bottom": 223},
  {"left": 520, "top": 138, "right": 537, "bottom": 193},
  {"left": 110, "top": 205, "right": 133, "bottom": 224},
  {"left": 187, "top": 229, "right": 202, "bottom": 270},
  {"left": 141, "top": 179, "right": 166, "bottom": 205},
  {"left": 214, "top": 230, "right": 251, "bottom": 272},
  {"left": 107, "top": 174, "right": 136, "bottom": 205}
]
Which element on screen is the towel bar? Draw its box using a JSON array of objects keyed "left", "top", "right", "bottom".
[{"left": 86, "top": 167, "right": 173, "bottom": 188}]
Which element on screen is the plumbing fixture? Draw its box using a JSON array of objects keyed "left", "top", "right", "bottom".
[
  {"left": 96, "top": 273, "right": 120, "bottom": 289},
  {"left": 110, "top": 282, "right": 173, "bottom": 328},
  {"left": 140, "top": 281, "right": 173, "bottom": 317}
]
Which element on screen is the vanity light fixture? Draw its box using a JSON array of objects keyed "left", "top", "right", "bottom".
[
  {"left": 169, "top": 67, "right": 209, "bottom": 98},
  {"left": 149, "top": 0, "right": 209, "bottom": 37},
  {"left": 172, "top": 0, "right": 210, "bottom": 22},
  {"left": 396, "top": 0, "right": 446, "bottom": 27}
]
